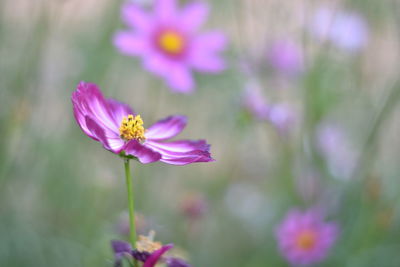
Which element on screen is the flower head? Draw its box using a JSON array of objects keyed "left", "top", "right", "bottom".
[
  {"left": 275, "top": 209, "right": 339, "bottom": 266},
  {"left": 111, "top": 231, "right": 191, "bottom": 267},
  {"left": 267, "top": 39, "right": 303, "bottom": 76},
  {"left": 309, "top": 6, "right": 368, "bottom": 52},
  {"left": 72, "top": 81, "right": 214, "bottom": 165},
  {"left": 114, "top": 0, "right": 227, "bottom": 93}
]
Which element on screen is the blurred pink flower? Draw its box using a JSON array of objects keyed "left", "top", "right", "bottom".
[
  {"left": 276, "top": 209, "right": 339, "bottom": 266},
  {"left": 267, "top": 40, "right": 303, "bottom": 76},
  {"left": 242, "top": 82, "right": 295, "bottom": 134},
  {"left": 310, "top": 6, "right": 368, "bottom": 52},
  {"left": 180, "top": 192, "right": 208, "bottom": 220},
  {"left": 72, "top": 82, "right": 214, "bottom": 165},
  {"left": 114, "top": 0, "right": 227, "bottom": 93},
  {"left": 242, "top": 82, "right": 269, "bottom": 120}
]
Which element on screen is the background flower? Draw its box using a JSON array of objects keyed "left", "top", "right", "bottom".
[
  {"left": 114, "top": 0, "right": 227, "bottom": 93},
  {"left": 276, "top": 209, "right": 339, "bottom": 265},
  {"left": 267, "top": 39, "right": 304, "bottom": 76},
  {"left": 309, "top": 6, "right": 369, "bottom": 52}
]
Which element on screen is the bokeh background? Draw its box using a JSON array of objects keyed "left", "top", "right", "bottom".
[{"left": 1, "top": 0, "right": 400, "bottom": 266}]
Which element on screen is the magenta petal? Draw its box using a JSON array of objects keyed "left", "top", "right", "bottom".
[
  {"left": 155, "top": 0, "right": 177, "bottom": 21},
  {"left": 188, "top": 32, "right": 227, "bottom": 73},
  {"left": 72, "top": 82, "right": 128, "bottom": 153},
  {"left": 85, "top": 115, "right": 125, "bottom": 153},
  {"left": 143, "top": 53, "right": 171, "bottom": 76},
  {"left": 72, "top": 82, "right": 119, "bottom": 133},
  {"left": 107, "top": 98, "right": 135, "bottom": 126},
  {"left": 85, "top": 116, "right": 112, "bottom": 151},
  {"left": 122, "top": 3, "right": 153, "bottom": 32},
  {"left": 147, "top": 139, "right": 210, "bottom": 152},
  {"left": 190, "top": 53, "right": 225, "bottom": 73},
  {"left": 143, "top": 244, "right": 174, "bottom": 267},
  {"left": 114, "top": 31, "right": 149, "bottom": 56},
  {"left": 167, "top": 64, "right": 195, "bottom": 93},
  {"left": 192, "top": 31, "right": 227, "bottom": 52},
  {"left": 125, "top": 140, "right": 161, "bottom": 164},
  {"left": 180, "top": 2, "right": 209, "bottom": 31},
  {"left": 145, "top": 140, "right": 214, "bottom": 165},
  {"left": 160, "top": 151, "right": 214, "bottom": 165},
  {"left": 146, "top": 115, "right": 187, "bottom": 140}
]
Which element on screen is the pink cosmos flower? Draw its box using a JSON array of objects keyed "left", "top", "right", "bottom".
[
  {"left": 114, "top": 0, "right": 227, "bottom": 93},
  {"left": 276, "top": 209, "right": 339, "bottom": 266},
  {"left": 72, "top": 81, "right": 213, "bottom": 165}
]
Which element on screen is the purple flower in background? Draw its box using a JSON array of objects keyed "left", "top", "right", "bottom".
[
  {"left": 268, "top": 103, "right": 296, "bottom": 134},
  {"left": 111, "top": 232, "right": 191, "bottom": 267},
  {"left": 242, "top": 81, "right": 269, "bottom": 121},
  {"left": 166, "top": 258, "right": 192, "bottom": 267},
  {"left": 267, "top": 40, "right": 303, "bottom": 76},
  {"left": 114, "top": 0, "right": 227, "bottom": 93},
  {"left": 72, "top": 82, "right": 213, "bottom": 165},
  {"left": 242, "top": 82, "right": 295, "bottom": 134},
  {"left": 111, "top": 240, "right": 173, "bottom": 267},
  {"left": 276, "top": 209, "right": 339, "bottom": 266},
  {"left": 310, "top": 6, "right": 368, "bottom": 52}
]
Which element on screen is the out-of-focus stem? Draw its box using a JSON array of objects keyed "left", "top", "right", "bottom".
[
  {"left": 352, "top": 82, "right": 400, "bottom": 180},
  {"left": 124, "top": 159, "right": 137, "bottom": 248}
]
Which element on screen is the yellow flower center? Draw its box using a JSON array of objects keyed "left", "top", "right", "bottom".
[
  {"left": 158, "top": 31, "right": 185, "bottom": 55},
  {"left": 296, "top": 230, "right": 317, "bottom": 250},
  {"left": 119, "top": 114, "right": 146, "bottom": 142},
  {"left": 136, "top": 231, "right": 162, "bottom": 253}
]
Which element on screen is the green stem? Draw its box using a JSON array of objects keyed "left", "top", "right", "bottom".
[{"left": 124, "top": 159, "right": 137, "bottom": 248}]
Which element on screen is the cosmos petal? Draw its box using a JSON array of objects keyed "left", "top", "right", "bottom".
[
  {"left": 188, "top": 32, "right": 227, "bottom": 72},
  {"left": 72, "top": 81, "right": 120, "bottom": 133},
  {"left": 125, "top": 140, "right": 162, "bottom": 164},
  {"left": 180, "top": 2, "right": 209, "bottom": 31},
  {"left": 107, "top": 98, "right": 135, "bottom": 127},
  {"left": 155, "top": 0, "right": 177, "bottom": 21},
  {"left": 85, "top": 116, "right": 112, "bottom": 151},
  {"left": 192, "top": 31, "right": 227, "bottom": 52},
  {"left": 114, "top": 31, "right": 150, "bottom": 56},
  {"left": 145, "top": 140, "right": 214, "bottom": 165},
  {"left": 167, "top": 65, "right": 195, "bottom": 93},
  {"left": 145, "top": 115, "right": 187, "bottom": 140},
  {"left": 143, "top": 244, "right": 174, "bottom": 267},
  {"left": 122, "top": 3, "right": 153, "bottom": 32}
]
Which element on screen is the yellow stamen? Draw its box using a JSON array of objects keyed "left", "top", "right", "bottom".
[
  {"left": 136, "top": 230, "right": 162, "bottom": 253},
  {"left": 119, "top": 114, "right": 146, "bottom": 142},
  {"left": 296, "top": 230, "right": 317, "bottom": 250},
  {"left": 158, "top": 31, "right": 185, "bottom": 55}
]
